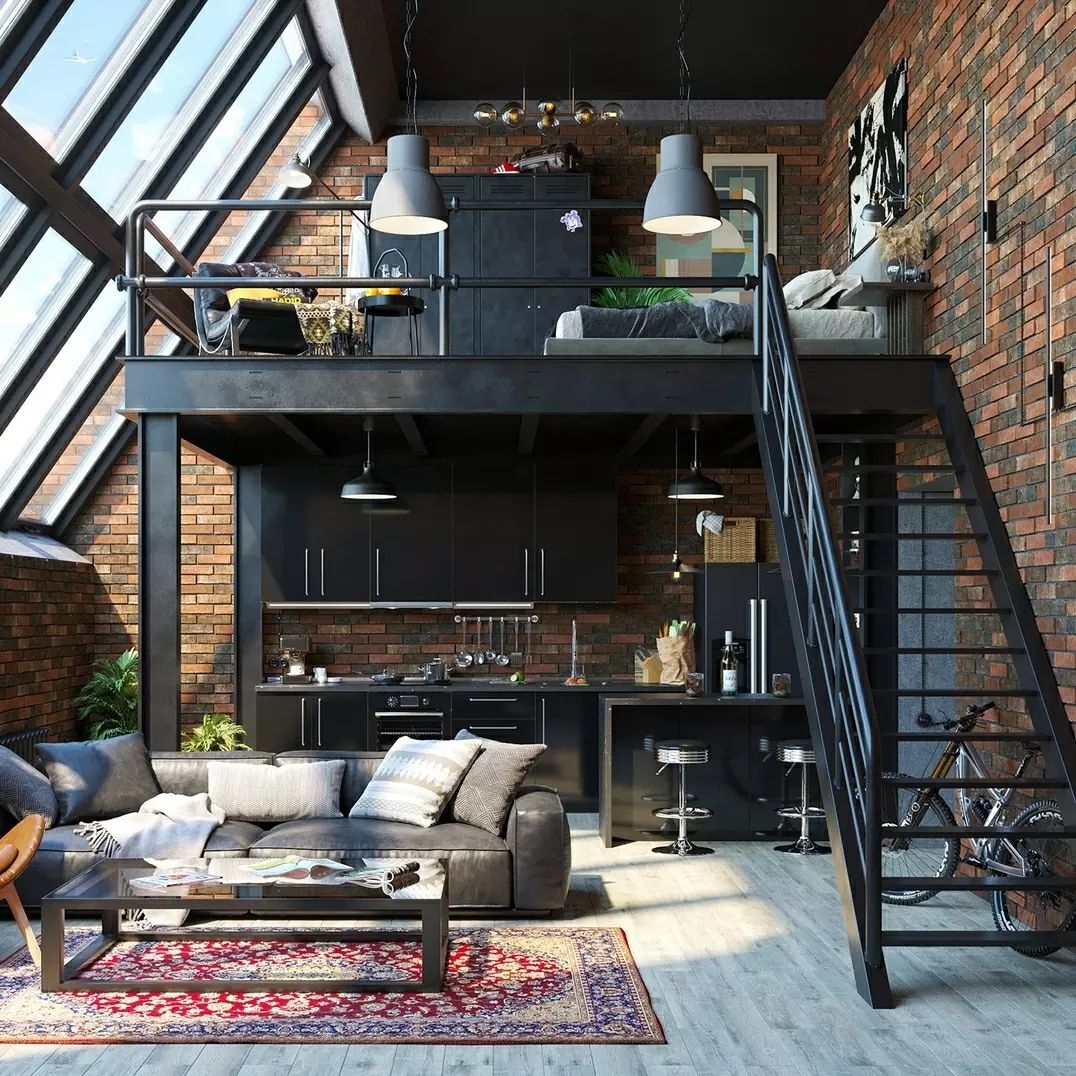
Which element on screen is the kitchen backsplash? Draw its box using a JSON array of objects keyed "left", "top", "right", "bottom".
[{"left": 263, "top": 467, "right": 770, "bottom": 681}]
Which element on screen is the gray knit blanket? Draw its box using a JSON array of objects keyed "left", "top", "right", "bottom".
[{"left": 577, "top": 299, "right": 753, "bottom": 342}]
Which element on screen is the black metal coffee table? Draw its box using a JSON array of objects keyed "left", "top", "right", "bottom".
[{"left": 40, "top": 858, "right": 449, "bottom": 994}]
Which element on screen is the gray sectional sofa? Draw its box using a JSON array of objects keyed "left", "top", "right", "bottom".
[{"left": 15, "top": 750, "right": 572, "bottom": 912}]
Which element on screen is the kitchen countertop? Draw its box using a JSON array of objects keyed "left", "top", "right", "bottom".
[
  {"left": 603, "top": 694, "right": 807, "bottom": 707},
  {"left": 255, "top": 679, "right": 684, "bottom": 694}
]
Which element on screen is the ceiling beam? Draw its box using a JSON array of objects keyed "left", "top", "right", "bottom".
[
  {"left": 518, "top": 415, "right": 539, "bottom": 455},
  {"left": 620, "top": 413, "right": 666, "bottom": 459},
  {"left": 267, "top": 414, "right": 327, "bottom": 457},
  {"left": 395, "top": 414, "right": 429, "bottom": 456},
  {"left": 305, "top": 0, "right": 397, "bottom": 142},
  {"left": 723, "top": 429, "right": 758, "bottom": 460}
]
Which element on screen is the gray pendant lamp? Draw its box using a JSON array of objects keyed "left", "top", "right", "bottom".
[
  {"left": 341, "top": 419, "right": 397, "bottom": 501},
  {"left": 668, "top": 416, "right": 724, "bottom": 500},
  {"left": 279, "top": 153, "right": 314, "bottom": 188},
  {"left": 369, "top": 0, "right": 446, "bottom": 235},
  {"left": 642, "top": 1, "right": 721, "bottom": 236}
]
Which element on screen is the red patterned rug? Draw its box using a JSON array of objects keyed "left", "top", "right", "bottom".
[{"left": 0, "top": 927, "right": 664, "bottom": 1045}]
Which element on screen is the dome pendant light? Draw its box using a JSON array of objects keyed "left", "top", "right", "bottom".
[
  {"left": 369, "top": 1, "right": 446, "bottom": 236},
  {"left": 341, "top": 419, "right": 397, "bottom": 501},
  {"left": 643, "top": 1, "right": 722, "bottom": 236},
  {"left": 668, "top": 417, "right": 724, "bottom": 500}
]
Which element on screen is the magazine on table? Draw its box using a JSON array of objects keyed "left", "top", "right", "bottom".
[
  {"left": 129, "top": 867, "right": 221, "bottom": 890},
  {"left": 243, "top": 856, "right": 422, "bottom": 893}
]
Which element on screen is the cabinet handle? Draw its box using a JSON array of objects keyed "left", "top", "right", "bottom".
[
  {"left": 317, "top": 697, "right": 323, "bottom": 747},
  {"left": 304, "top": 548, "right": 309, "bottom": 597},
  {"left": 523, "top": 548, "right": 529, "bottom": 596},
  {"left": 320, "top": 548, "right": 325, "bottom": 597},
  {"left": 300, "top": 698, "right": 306, "bottom": 747},
  {"left": 540, "top": 697, "right": 546, "bottom": 743},
  {"left": 468, "top": 725, "right": 517, "bottom": 731},
  {"left": 760, "top": 599, "right": 768, "bottom": 696},
  {"left": 540, "top": 548, "right": 545, "bottom": 596},
  {"left": 467, "top": 697, "right": 521, "bottom": 703},
  {"left": 375, "top": 547, "right": 381, "bottom": 597},
  {"left": 748, "top": 598, "right": 757, "bottom": 695}
]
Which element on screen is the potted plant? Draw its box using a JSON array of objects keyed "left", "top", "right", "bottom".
[
  {"left": 76, "top": 649, "right": 139, "bottom": 740},
  {"left": 592, "top": 251, "right": 693, "bottom": 309},
  {"left": 181, "top": 713, "right": 251, "bottom": 752}
]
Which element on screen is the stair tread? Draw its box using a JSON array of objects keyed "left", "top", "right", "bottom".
[
  {"left": 882, "top": 776, "right": 1066, "bottom": 789},
  {"left": 883, "top": 875, "right": 1074, "bottom": 890},
  {"left": 878, "top": 826, "right": 1076, "bottom": 838},
  {"left": 882, "top": 930, "right": 1076, "bottom": 946},
  {"left": 874, "top": 688, "right": 1037, "bottom": 697},
  {"left": 886, "top": 731, "right": 1052, "bottom": 741}
]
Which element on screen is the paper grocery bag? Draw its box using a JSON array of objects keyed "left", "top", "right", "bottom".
[{"left": 656, "top": 635, "right": 694, "bottom": 685}]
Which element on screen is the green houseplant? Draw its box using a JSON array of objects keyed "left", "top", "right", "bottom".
[
  {"left": 77, "top": 648, "right": 140, "bottom": 740},
  {"left": 591, "top": 251, "right": 693, "bottom": 309},
  {"left": 181, "top": 713, "right": 251, "bottom": 752}
]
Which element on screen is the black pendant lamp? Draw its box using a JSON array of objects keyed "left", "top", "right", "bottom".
[
  {"left": 650, "top": 426, "right": 701, "bottom": 579},
  {"left": 668, "top": 416, "right": 724, "bottom": 500},
  {"left": 341, "top": 419, "right": 396, "bottom": 501}
]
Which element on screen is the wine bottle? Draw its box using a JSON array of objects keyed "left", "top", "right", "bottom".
[{"left": 720, "top": 631, "right": 739, "bottom": 696}]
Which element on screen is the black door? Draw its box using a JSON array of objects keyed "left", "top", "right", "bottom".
[
  {"left": 532, "top": 693, "right": 599, "bottom": 810},
  {"left": 261, "top": 468, "right": 322, "bottom": 602},
  {"left": 758, "top": 565, "right": 798, "bottom": 698},
  {"left": 254, "top": 694, "right": 306, "bottom": 752},
  {"left": 371, "top": 462, "right": 453, "bottom": 603},
  {"left": 452, "top": 464, "right": 535, "bottom": 603},
  {"left": 318, "top": 476, "right": 372, "bottom": 602},
  {"left": 477, "top": 174, "right": 535, "bottom": 355},
  {"left": 535, "top": 461, "right": 617, "bottom": 602},
  {"left": 311, "top": 693, "right": 368, "bottom": 751},
  {"left": 697, "top": 564, "right": 760, "bottom": 692},
  {"left": 533, "top": 175, "right": 590, "bottom": 352}
]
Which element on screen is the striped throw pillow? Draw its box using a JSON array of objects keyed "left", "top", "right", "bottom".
[{"left": 349, "top": 737, "right": 482, "bottom": 828}]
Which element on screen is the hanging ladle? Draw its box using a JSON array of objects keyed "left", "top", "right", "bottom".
[
  {"left": 495, "top": 616, "right": 510, "bottom": 666},
  {"left": 456, "top": 615, "right": 473, "bottom": 668},
  {"left": 474, "top": 617, "right": 489, "bottom": 666}
]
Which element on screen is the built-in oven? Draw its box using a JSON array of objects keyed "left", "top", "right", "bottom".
[{"left": 368, "top": 691, "right": 449, "bottom": 751}]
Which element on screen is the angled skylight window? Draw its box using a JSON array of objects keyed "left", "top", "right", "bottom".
[
  {"left": 0, "top": 181, "right": 24, "bottom": 253},
  {"left": 3, "top": 0, "right": 171, "bottom": 161},
  {"left": 0, "top": 0, "right": 32, "bottom": 48},
  {"left": 81, "top": 0, "right": 272, "bottom": 218},
  {"left": 0, "top": 229, "right": 91, "bottom": 401}
]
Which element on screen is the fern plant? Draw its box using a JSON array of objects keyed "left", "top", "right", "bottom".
[
  {"left": 591, "top": 251, "right": 694, "bottom": 309},
  {"left": 77, "top": 649, "right": 139, "bottom": 740},
  {"left": 182, "top": 713, "right": 251, "bottom": 752}
]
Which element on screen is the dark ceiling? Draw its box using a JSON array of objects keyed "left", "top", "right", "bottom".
[{"left": 385, "top": 1, "right": 887, "bottom": 102}]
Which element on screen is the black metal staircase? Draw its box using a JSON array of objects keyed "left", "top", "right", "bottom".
[{"left": 753, "top": 254, "right": 1076, "bottom": 1007}]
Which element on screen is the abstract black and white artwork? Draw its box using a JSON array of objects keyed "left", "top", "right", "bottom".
[{"left": 848, "top": 59, "right": 907, "bottom": 258}]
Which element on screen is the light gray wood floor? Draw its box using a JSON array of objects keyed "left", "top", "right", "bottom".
[{"left": 0, "top": 814, "right": 1073, "bottom": 1076}]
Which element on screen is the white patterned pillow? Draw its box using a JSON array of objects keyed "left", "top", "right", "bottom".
[
  {"left": 349, "top": 737, "right": 481, "bottom": 828},
  {"left": 208, "top": 760, "right": 345, "bottom": 822}
]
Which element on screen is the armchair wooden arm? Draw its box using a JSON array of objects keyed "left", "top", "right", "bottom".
[{"left": 0, "top": 814, "right": 46, "bottom": 967}]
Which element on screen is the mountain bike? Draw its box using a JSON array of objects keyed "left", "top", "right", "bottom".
[{"left": 880, "top": 700, "right": 1076, "bottom": 956}]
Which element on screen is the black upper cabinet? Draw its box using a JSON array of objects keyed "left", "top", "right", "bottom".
[
  {"left": 535, "top": 461, "right": 617, "bottom": 603},
  {"left": 452, "top": 464, "right": 535, "bottom": 603},
  {"left": 371, "top": 462, "right": 453, "bottom": 603}
]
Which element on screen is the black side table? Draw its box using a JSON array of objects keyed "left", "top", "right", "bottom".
[
  {"left": 839, "top": 281, "right": 935, "bottom": 355},
  {"left": 356, "top": 293, "right": 426, "bottom": 355}
]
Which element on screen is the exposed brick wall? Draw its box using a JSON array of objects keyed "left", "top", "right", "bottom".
[
  {"left": 820, "top": 0, "right": 1076, "bottom": 754},
  {"left": 264, "top": 467, "right": 770, "bottom": 681}
]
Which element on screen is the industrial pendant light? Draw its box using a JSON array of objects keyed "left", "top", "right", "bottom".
[
  {"left": 668, "top": 416, "right": 724, "bottom": 500},
  {"left": 642, "top": 2, "right": 722, "bottom": 236},
  {"left": 650, "top": 426, "right": 701, "bottom": 579},
  {"left": 341, "top": 419, "right": 397, "bottom": 501},
  {"left": 278, "top": 153, "right": 314, "bottom": 188},
  {"left": 369, "top": 1, "right": 447, "bottom": 235}
]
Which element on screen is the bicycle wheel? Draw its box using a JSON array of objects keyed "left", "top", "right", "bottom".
[
  {"left": 880, "top": 772, "right": 959, "bottom": 905},
  {"left": 991, "top": 799, "right": 1076, "bottom": 957}
]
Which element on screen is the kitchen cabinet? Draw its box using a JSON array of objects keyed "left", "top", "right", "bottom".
[
  {"left": 535, "top": 462, "right": 617, "bottom": 602},
  {"left": 452, "top": 692, "right": 535, "bottom": 742},
  {"left": 371, "top": 462, "right": 453, "bottom": 603},
  {"left": 262, "top": 466, "right": 371, "bottom": 603},
  {"left": 531, "top": 692, "right": 600, "bottom": 810},
  {"left": 255, "top": 693, "right": 368, "bottom": 752},
  {"left": 452, "top": 464, "right": 535, "bottom": 603}
]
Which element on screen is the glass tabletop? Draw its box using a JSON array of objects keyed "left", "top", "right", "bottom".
[{"left": 47, "top": 858, "right": 446, "bottom": 904}]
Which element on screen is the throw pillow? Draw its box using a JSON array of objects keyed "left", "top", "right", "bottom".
[
  {"left": 783, "top": 269, "right": 836, "bottom": 310},
  {"left": 349, "top": 736, "right": 482, "bottom": 828},
  {"left": 0, "top": 745, "right": 57, "bottom": 828},
  {"left": 37, "top": 733, "right": 160, "bottom": 825},
  {"left": 449, "top": 730, "right": 546, "bottom": 836},
  {"left": 208, "top": 759, "right": 345, "bottom": 822}
]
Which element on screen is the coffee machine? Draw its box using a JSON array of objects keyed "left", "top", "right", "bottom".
[{"left": 277, "top": 635, "right": 310, "bottom": 683}]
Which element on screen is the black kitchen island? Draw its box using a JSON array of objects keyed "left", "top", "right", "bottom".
[{"left": 600, "top": 694, "right": 814, "bottom": 845}]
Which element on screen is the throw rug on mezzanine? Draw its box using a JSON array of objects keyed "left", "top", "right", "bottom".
[{"left": 0, "top": 927, "right": 664, "bottom": 1045}]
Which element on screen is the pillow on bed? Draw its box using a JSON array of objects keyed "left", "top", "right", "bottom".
[{"left": 783, "top": 270, "right": 837, "bottom": 309}]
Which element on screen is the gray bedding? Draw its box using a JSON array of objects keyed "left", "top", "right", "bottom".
[{"left": 577, "top": 299, "right": 754, "bottom": 343}]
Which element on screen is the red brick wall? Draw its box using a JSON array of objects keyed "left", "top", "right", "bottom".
[
  {"left": 820, "top": 0, "right": 1076, "bottom": 747},
  {"left": 264, "top": 467, "right": 771, "bottom": 681}
]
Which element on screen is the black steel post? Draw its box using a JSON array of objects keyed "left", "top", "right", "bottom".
[{"left": 235, "top": 465, "right": 263, "bottom": 736}]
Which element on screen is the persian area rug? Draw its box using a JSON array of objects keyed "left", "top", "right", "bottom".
[{"left": 0, "top": 927, "right": 664, "bottom": 1045}]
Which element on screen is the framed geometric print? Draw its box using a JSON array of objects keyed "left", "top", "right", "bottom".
[{"left": 655, "top": 153, "right": 778, "bottom": 302}]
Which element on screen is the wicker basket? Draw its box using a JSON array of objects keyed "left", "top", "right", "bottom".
[
  {"left": 703, "top": 516, "right": 758, "bottom": 563},
  {"left": 758, "top": 518, "right": 780, "bottom": 563}
]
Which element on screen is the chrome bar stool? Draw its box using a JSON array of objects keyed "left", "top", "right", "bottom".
[
  {"left": 774, "top": 739, "right": 830, "bottom": 855},
  {"left": 651, "top": 739, "right": 714, "bottom": 857}
]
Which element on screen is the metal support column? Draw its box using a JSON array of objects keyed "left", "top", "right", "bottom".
[
  {"left": 235, "top": 465, "right": 263, "bottom": 736},
  {"left": 138, "top": 414, "right": 181, "bottom": 750}
]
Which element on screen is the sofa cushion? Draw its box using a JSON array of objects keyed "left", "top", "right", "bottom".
[
  {"left": 450, "top": 730, "right": 545, "bottom": 836},
  {"left": 204, "top": 820, "right": 265, "bottom": 857},
  {"left": 274, "top": 752, "right": 382, "bottom": 814},
  {"left": 209, "top": 759, "right": 344, "bottom": 822},
  {"left": 349, "top": 737, "right": 481, "bottom": 828},
  {"left": 0, "top": 745, "right": 57, "bottom": 828},
  {"left": 37, "top": 733, "right": 160, "bottom": 825},
  {"left": 151, "top": 752, "right": 274, "bottom": 797},
  {"left": 250, "top": 817, "right": 510, "bottom": 907}
]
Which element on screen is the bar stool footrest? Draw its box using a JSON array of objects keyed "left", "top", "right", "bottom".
[
  {"left": 776, "top": 805, "right": 826, "bottom": 820},
  {"left": 653, "top": 806, "right": 713, "bottom": 821}
]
